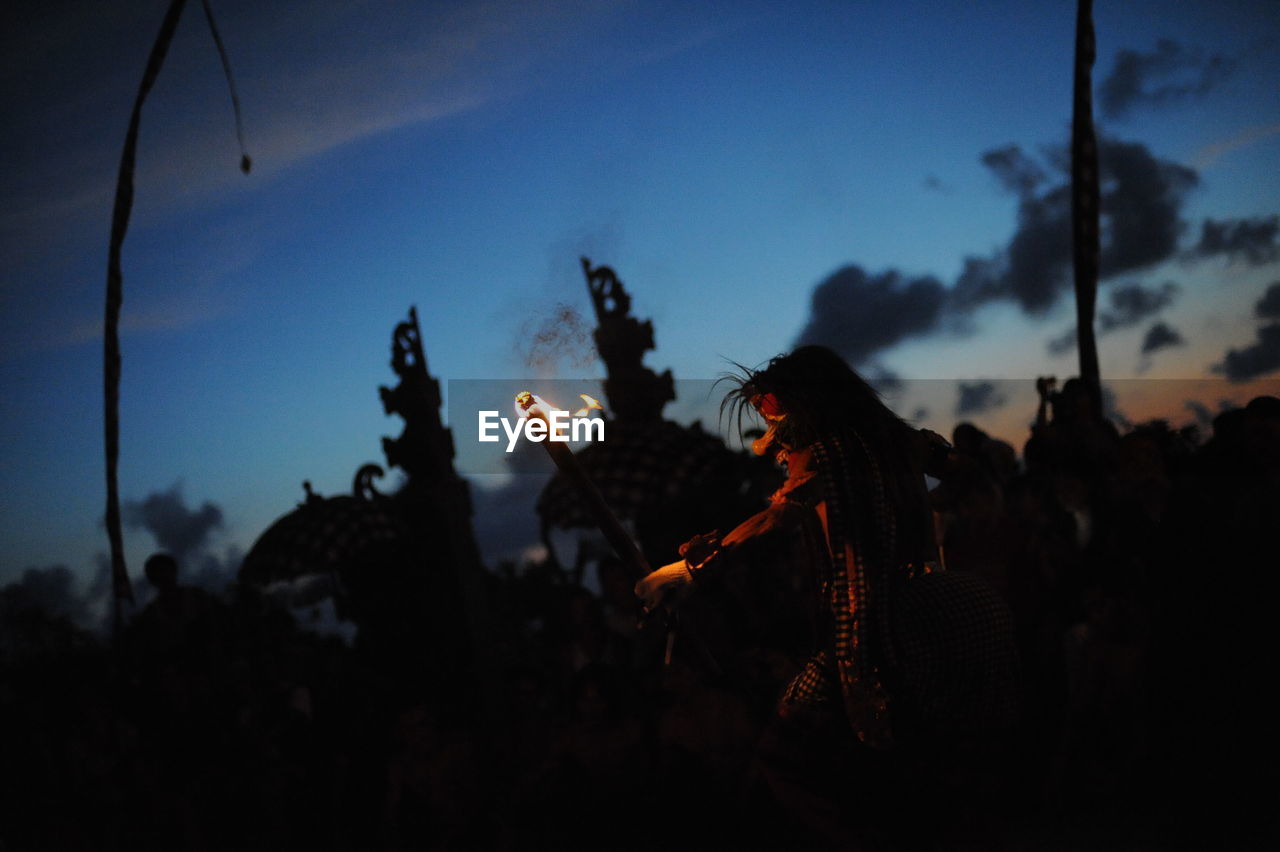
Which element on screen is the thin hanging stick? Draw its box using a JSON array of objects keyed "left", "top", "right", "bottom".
[
  {"left": 200, "top": 0, "right": 252, "bottom": 174},
  {"left": 104, "top": 0, "right": 250, "bottom": 636}
]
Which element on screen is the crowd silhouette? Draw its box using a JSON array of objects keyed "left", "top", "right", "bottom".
[{"left": 2, "top": 381, "right": 1277, "bottom": 850}]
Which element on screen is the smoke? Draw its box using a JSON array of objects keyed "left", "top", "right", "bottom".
[
  {"left": 517, "top": 302, "right": 598, "bottom": 374},
  {"left": 1189, "top": 217, "right": 1280, "bottom": 266},
  {"left": 956, "top": 381, "right": 1008, "bottom": 416},
  {"left": 1099, "top": 39, "right": 1233, "bottom": 120}
]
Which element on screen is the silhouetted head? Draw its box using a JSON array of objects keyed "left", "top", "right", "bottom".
[
  {"left": 722, "top": 345, "right": 909, "bottom": 457},
  {"left": 1051, "top": 377, "right": 1096, "bottom": 423},
  {"left": 952, "top": 422, "right": 987, "bottom": 455},
  {"left": 143, "top": 552, "right": 179, "bottom": 593}
]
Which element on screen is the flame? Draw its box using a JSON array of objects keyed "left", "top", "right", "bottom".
[
  {"left": 574, "top": 394, "right": 603, "bottom": 417},
  {"left": 516, "top": 390, "right": 602, "bottom": 420},
  {"left": 514, "top": 390, "right": 553, "bottom": 419}
]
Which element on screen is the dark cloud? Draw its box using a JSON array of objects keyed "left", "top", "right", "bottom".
[
  {"left": 868, "top": 367, "right": 904, "bottom": 396},
  {"left": 1098, "top": 141, "right": 1198, "bottom": 275},
  {"left": 1046, "top": 281, "right": 1179, "bottom": 354},
  {"left": 959, "top": 139, "right": 1195, "bottom": 315},
  {"left": 0, "top": 565, "right": 89, "bottom": 625},
  {"left": 1100, "top": 282, "right": 1179, "bottom": 332},
  {"left": 794, "top": 266, "right": 946, "bottom": 365},
  {"left": 956, "top": 381, "right": 1008, "bottom": 416},
  {"left": 1191, "top": 217, "right": 1280, "bottom": 265},
  {"left": 1257, "top": 282, "right": 1280, "bottom": 320},
  {"left": 981, "top": 145, "right": 1046, "bottom": 196},
  {"left": 1102, "top": 384, "right": 1133, "bottom": 431},
  {"left": 1213, "top": 284, "right": 1280, "bottom": 381},
  {"left": 124, "top": 484, "right": 223, "bottom": 565},
  {"left": 468, "top": 438, "right": 553, "bottom": 565},
  {"left": 0, "top": 559, "right": 117, "bottom": 639},
  {"left": 1046, "top": 327, "right": 1077, "bottom": 357},
  {"left": 1184, "top": 399, "right": 1216, "bottom": 430},
  {"left": 1099, "top": 39, "right": 1233, "bottom": 120},
  {"left": 1141, "top": 321, "right": 1185, "bottom": 354},
  {"left": 1215, "top": 323, "right": 1280, "bottom": 382},
  {"left": 122, "top": 484, "right": 240, "bottom": 594},
  {"left": 799, "top": 138, "right": 1195, "bottom": 367},
  {"left": 922, "top": 174, "right": 951, "bottom": 194}
]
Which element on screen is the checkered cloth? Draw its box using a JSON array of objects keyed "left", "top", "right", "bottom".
[
  {"left": 783, "top": 434, "right": 1018, "bottom": 743},
  {"left": 890, "top": 569, "right": 1020, "bottom": 738},
  {"left": 240, "top": 494, "right": 407, "bottom": 586}
]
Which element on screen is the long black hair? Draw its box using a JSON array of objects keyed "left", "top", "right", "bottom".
[{"left": 721, "top": 345, "right": 935, "bottom": 565}]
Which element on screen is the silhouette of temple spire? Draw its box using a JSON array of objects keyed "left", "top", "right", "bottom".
[
  {"left": 380, "top": 306, "right": 459, "bottom": 483},
  {"left": 581, "top": 257, "right": 674, "bottom": 424}
]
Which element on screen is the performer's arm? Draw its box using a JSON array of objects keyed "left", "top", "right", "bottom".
[{"left": 633, "top": 498, "right": 809, "bottom": 611}]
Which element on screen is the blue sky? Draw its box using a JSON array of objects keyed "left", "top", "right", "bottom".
[{"left": 2, "top": 0, "right": 1278, "bottom": 595}]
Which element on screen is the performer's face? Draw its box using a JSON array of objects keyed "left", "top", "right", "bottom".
[{"left": 750, "top": 392, "right": 790, "bottom": 464}]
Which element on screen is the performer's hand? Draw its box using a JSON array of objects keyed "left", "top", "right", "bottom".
[{"left": 634, "top": 560, "right": 693, "bottom": 613}]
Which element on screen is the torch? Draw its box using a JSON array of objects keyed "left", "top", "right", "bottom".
[
  {"left": 515, "top": 391, "right": 651, "bottom": 579},
  {"left": 514, "top": 391, "right": 681, "bottom": 665}
]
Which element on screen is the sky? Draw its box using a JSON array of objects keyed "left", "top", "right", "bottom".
[{"left": 2, "top": 0, "right": 1278, "bottom": 612}]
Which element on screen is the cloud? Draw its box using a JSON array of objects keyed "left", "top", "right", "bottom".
[
  {"left": 1141, "top": 321, "right": 1184, "bottom": 354},
  {"left": 800, "top": 137, "right": 1198, "bottom": 370},
  {"left": 3, "top": 0, "right": 739, "bottom": 245},
  {"left": 981, "top": 145, "right": 1047, "bottom": 196},
  {"left": 0, "top": 565, "right": 91, "bottom": 626},
  {"left": 1213, "top": 284, "right": 1280, "bottom": 381},
  {"left": 1257, "top": 282, "right": 1280, "bottom": 320},
  {"left": 1097, "top": 141, "right": 1198, "bottom": 275},
  {"left": 794, "top": 266, "right": 947, "bottom": 365},
  {"left": 1048, "top": 281, "right": 1179, "bottom": 355},
  {"left": 957, "top": 139, "right": 1196, "bottom": 315},
  {"left": 123, "top": 484, "right": 223, "bottom": 564},
  {"left": 1193, "top": 122, "right": 1280, "bottom": 170},
  {"left": 1101, "top": 383, "right": 1132, "bottom": 431},
  {"left": 1185, "top": 399, "right": 1216, "bottom": 430},
  {"left": 922, "top": 174, "right": 951, "bottom": 194},
  {"left": 1046, "top": 327, "right": 1078, "bottom": 357},
  {"left": 1099, "top": 39, "right": 1233, "bottom": 120},
  {"left": 956, "top": 381, "right": 1008, "bottom": 416},
  {"left": 468, "top": 439, "right": 550, "bottom": 566},
  {"left": 122, "top": 483, "right": 241, "bottom": 593},
  {"left": 868, "top": 367, "right": 904, "bottom": 396},
  {"left": 1215, "top": 324, "right": 1280, "bottom": 382},
  {"left": 1100, "top": 282, "right": 1180, "bottom": 332},
  {"left": 1190, "top": 217, "right": 1280, "bottom": 265}
]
